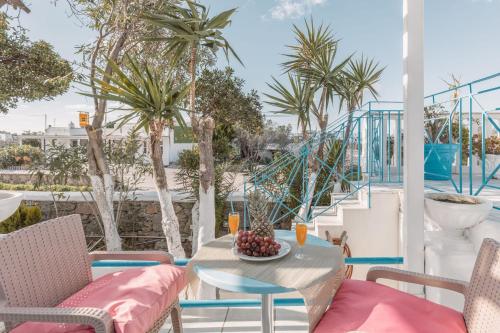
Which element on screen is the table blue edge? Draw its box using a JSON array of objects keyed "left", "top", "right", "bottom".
[{"left": 193, "top": 230, "right": 332, "bottom": 294}]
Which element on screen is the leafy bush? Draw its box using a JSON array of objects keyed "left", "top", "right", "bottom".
[
  {"left": 0, "top": 145, "right": 43, "bottom": 169},
  {"left": 0, "top": 182, "right": 90, "bottom": 191},
  {"left": 472, "top": 134, "right": 500, "bottom": 156},
  {"left": 0, "top": 204, "right": 42, "bottom": 233},
  {"left": 177, "top": 148, "right": 236, "bottom": 236}
]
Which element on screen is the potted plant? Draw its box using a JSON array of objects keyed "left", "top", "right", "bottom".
[{"left": 424, "top": 105, "right": 459, "bottom": 180}]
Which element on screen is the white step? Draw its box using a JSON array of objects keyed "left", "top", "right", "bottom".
[
  {"left": 330, "top": 191, "right": 360, "bottom": 206},
  {"left": 311, "top": 206, "right": 336, "bottom": 216},
  {"left": 311, "top": 214, "right": 343, "bottom": 240}
]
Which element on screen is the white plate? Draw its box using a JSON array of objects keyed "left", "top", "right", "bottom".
[{"left": 236, "top": 239, "right": 291, "bottom": 262}]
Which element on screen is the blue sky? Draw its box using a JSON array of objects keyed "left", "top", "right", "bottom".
[{"left": 1, "top": 0, "right": 499, "bottom": 133}]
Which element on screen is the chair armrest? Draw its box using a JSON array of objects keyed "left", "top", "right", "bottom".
[
  {"left": 366, "top": 266, "right": 469, "bottom": 294},
  {"left": 0, "top": 307, "right": 113, "bottom": 333},
  {"left": 89, "top": 251, "right": 173, "bottom": 264}
]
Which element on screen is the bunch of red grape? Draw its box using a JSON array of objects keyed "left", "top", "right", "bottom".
[{"left": 236, "top": 230, "right": 281, "bottom": 257}]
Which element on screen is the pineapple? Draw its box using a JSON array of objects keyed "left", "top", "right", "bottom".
[{"left": 247, "top": 190, "right": 274, "bottom": 239}]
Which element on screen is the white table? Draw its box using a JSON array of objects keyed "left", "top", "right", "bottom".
[{"left": 192, "top": 230, "right": 335, "bottom": 333}]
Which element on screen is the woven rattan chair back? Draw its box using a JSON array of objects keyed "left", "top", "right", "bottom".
[
  {"left": 463, "top": 238, "right": 500, "bottom": 333},
  {"left": 0, "top": 215, "right": 92, "bottom": 308}
]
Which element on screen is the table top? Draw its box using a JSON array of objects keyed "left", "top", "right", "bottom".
[{"left": 193, "top": 230, "right": 334, "bottom": 294}]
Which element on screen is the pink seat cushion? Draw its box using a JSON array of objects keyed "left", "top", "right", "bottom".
[
  {"left": 314, "top": 279, "right": 467, "bottom": 333},
  {"left": 12, "top": 265, "right": 186, "bottom": 333}
]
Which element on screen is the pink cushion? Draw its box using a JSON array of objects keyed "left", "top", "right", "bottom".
[
  {"left": 314, "top": 279, "right": 467, "bottom": 333},
  {"left": 12, "top": 265, "right": 186, "bottom": 333}
]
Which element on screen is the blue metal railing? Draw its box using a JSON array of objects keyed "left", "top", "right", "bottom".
[
  {"left": 244, "top": 73, "right": 499, "bottom": 227},
  {"left": 245, "top": 108, "right": 374, "bottom": 226},
  {"left": 423, "top": 74, "right": 500, "bottom": 205}
]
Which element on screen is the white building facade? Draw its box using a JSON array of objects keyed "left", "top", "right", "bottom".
[{"left": 20, "top": 122, "right": 195, "bottom": 166}]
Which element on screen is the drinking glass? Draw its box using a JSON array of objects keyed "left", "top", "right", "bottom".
[
  {"left": 228, "top": 212, "right": 240, "bottom": 252},
  {"left": 295, "top": 223, "right": 307, "bottom": 259}
]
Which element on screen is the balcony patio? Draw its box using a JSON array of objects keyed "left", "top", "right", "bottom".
[{"left": 0, "top": 0, "right": 499, "bottom": 332}]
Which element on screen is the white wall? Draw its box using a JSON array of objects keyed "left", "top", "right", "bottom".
[{"left": 162, "top": 131, "right": 195, "bottom": 166}]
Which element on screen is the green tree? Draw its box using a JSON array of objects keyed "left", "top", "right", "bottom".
[
  {"left": 283, "top": 19, "right": 350, "bottom": 156},
  {"left": 196, "top": 67, "right": 264, "bottom": 161},
  {"left": 176, "top": 148, "right": 236, "bottom": 255},
  {"left": 336, "top": 56, "right": 384, "bottom": 144},
  {"left": 68, "top": 0, "right": 173, "bottom": 251},
  {"left": 143, "top": 0, "right": 242, "bottom": 250},
  {"left": 264, "top": 74, "right": 314, "bottom": 140},
  {"left": 0, "top": 13, "right": 72, "bottom": 113},
  {"left": 85, "top": 55, "right": 189, "bottom": 258},
  {"left": 281, "top": 19, "right": 350, "bottom": 221}
]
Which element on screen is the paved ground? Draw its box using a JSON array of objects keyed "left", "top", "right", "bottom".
[
  {"left": 136, "top": 167, "right": 248, "bottom": 193},
  {"left": 160, "top": 306, "right": 308, "bottom": 333}
]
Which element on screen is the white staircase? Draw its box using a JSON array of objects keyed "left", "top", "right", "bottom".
[{"left": 309, "top": 186, "right": 404, "bottom": 283}]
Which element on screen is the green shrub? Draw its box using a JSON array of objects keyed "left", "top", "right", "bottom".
[
  {"left": 0, "top": 145, "right": 44, "bottom": 169},
  {"left": 0, "top": 204, "right": 42, "bottom": 233},
  {"left": 472, "top": 134, "right": 500, "bottom": 156},
  {"left": 0, "top": 182, "right": 91, "bottom": 192},
  {"left": 177, "top": 148, "right": 236, "bottom": 236}
]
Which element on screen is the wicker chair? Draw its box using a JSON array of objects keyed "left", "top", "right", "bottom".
[
  {"left": 0, "top": 215, "right": 183, "bottom": 333},
  {"left": 314, "top": 238, "right": 500, "bottom": 333}
]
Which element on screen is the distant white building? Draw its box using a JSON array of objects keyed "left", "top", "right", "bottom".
[
  {"left": 0, "top": 131, "right": 17, "bottom": 145},
  {"left": 20, "top": 122, "right": 195, "bottom": 166}
]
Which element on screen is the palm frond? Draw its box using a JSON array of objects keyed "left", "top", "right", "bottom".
[
  {"left": 141, "top": 1, "right": 242, "bottom": 67},
  {"left": 79, "top": 55, "right": 189, "bottom": 133}
]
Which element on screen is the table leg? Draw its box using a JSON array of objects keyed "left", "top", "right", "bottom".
[{"left": 261, "top": 294, "right": 274, "bottom": 333}]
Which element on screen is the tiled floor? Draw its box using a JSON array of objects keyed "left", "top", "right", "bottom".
[{"left": 160, "top": 306, "right": 308, "bottom": 333}]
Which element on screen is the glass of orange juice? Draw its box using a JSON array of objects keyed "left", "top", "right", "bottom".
[
  {"left": 228, "top": 212, "right": 240, "bottom": 251},
  {"left": 295, "top": 223, "right": 307, "bottom": 259}
]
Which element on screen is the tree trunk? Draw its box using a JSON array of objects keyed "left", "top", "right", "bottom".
[
  {"left": 296, "top": 113, "right": 328, "bottom": 223},
  {"left": 197, "top": 116, "right": 216, "bottom": 247},
  {"left": 343, "top": 106, "right": 355, "bottom": 149},
  {"left": 189, "top": 44, "right": 198, "bottom": 134},
  {"left": 149, "top": 121, "right": 186, "bottom": 258},
  {"left": 86, "top": 31, "right": 128, "bottom": 251},
  {"left": 296, "top": 170, "right": 318, "bottom": 223},
  {"left": 191, "top": 200, "right": 200, "bottom": 256}
]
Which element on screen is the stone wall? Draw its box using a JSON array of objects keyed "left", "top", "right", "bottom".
[{"left": 25, "top": 198, "right": 246, "bottom": 257}]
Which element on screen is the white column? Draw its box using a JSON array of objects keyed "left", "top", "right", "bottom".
[{"left": 403, "top": 0, "right": 425, "bottom": 295}]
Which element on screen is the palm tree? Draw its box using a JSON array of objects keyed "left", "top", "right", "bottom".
[
  {"left": 283, "top": 19, "right": 350, "bottom": 156},
  {"left": 143, "top": 0, "right": 242, "bottom": 250},
  {"left": 282, "top": 19, "right": 350, "bottom": 222},
  {"left": 143, "top": 1, "right": 241, "bottom": 120},
  {"left": 84, "top": 56, "right": 189, "bottom": 258},
  {"left": 264, "top": 74, "right": 315, "bottom": 140},
  {"left": 336, "top": 56, "right": 384, "bottom": 144}
]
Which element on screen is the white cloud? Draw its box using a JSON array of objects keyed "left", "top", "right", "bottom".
[{"left": 267, "top": 0, "right": 327, "bottom": 20}]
